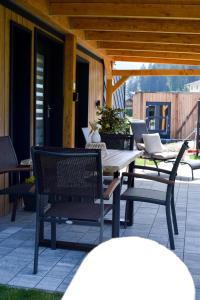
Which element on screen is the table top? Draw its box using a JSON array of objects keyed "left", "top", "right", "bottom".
[{"left": 102, "top": 149, "right": 142, "bottom": 173}]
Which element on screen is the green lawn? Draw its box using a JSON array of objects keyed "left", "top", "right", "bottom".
[
  {"left": 0, "top": 285, "right": 63, "bottom": 300},
  {"left": 135, "top": 158, "right": 155, "bottom": 166},
  {"left": 189, "top": 155, "right": 200, "bottom": 160}
]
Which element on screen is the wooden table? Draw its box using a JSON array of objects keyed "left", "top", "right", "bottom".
[
  {"left": 102, "top": 149, "right": 142, "bottom": 227},
  {"left": 102, "top": 149, "right": 142, "bottom": 174}
]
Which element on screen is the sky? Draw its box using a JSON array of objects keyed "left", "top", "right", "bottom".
[{"left": 114, "top": 61, "right": 149, "bottom": 70}]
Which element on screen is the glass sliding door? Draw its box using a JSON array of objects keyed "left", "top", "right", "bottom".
[
  {"left": 34, "top": 30, "right": 63, "bottom": 147},
  {"left": 35, "top": 53, "right": 45, "bottom": 146},
  {"left": 146, "top": 102, "right": 171, "bottom": 139}
]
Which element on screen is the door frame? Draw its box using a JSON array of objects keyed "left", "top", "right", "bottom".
[
  {"left": 146, "top": 101, "right": 171, "bottom": 139},
  {"left": 34, "top": 28, "right": 64, "bottom": 146}
]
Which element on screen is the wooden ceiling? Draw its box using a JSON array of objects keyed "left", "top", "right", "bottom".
[
  {"left": 48, "top": 0, "right": 200, "bottom": 66},
  {"left": 14, "top": 0, "right": 200, "bottom": 67}
]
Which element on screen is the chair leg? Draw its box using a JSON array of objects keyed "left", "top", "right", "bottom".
[
  {"left": 153, "top": 159, "right": 160, "bottom": 176},
  {"left": 51, "top": 218, "right": 56, "bottom": 250},
  {"left": 33, "top": 217, "right": 40, "bottom": 274},
  {"left": 170, "top": 189, "right": 178, "bottom": 235},
  {"left": 11, "top": 198, "right": 18, "bottom": 222},
  {"left": 166, "top": 205, "right": 175, "bottom": 250},
  {"left": 191, "top": 168, "right": 194, "bottom": 180}
]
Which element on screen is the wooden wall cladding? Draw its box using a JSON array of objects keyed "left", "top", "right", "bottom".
[
  {"left": 132, "top": 92, "right": 200, "bottom": 139},
  {"left": 76, "top": 49, "right": 104, "bottom": 124}
]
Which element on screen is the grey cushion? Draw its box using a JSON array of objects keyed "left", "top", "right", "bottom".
[
  {"left": 151, "top": 151, "right": 178, "bottom": 160},
  {"left": 121, "top": 187, "right": 166, "bottom": 202},
  {"left": 142, "top": 133, "right": 164, "bottom": 154}
]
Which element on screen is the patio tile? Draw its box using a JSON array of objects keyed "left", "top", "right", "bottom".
[
  {"left": 1, "top": 226, "right": 22, "bottom": 234},
  {"left": 46, "top": 262, "right": 75, "bottom": 279},
  {"left": 36, "top": 276, "right": 63, "bottom": 291},
  {"left": 9, "top": 274, "right": 43, "bottom": 288},
  {"left": 0, "top": 164, "right": 199, "bottom": 293},
  {"left": 184, "top": 253, "right": 200, "bottom": 275}
]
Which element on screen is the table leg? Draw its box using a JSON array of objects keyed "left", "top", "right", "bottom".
[
  {"left": 126, "top": 161, "right": 135, "bottom": 226},
  {"left": 112, "top": 183, "right": 120, "bottom": 237}
]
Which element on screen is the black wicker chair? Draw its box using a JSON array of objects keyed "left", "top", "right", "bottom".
[
  {"left": 31, "top": 147, "right": 121, "bottom": 274},
  {"left": 121, "top": 141, "right": 189, "bottom": 250},
  {"left": 0, "top": 136, "right": 33, "bottom": 221}
]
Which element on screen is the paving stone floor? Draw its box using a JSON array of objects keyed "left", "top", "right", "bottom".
[{"left": 0, "top": 163, "right": 200, "bottom": 298}]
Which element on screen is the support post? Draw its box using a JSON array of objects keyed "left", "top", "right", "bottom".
[
  {"left": 104, "top": 59, "right": 113, "bottom": 108},
  {"left": 63, "top": 33, "right": 76, "bottom": 147},
  {"left": 196, "top": 101, "right": 200, "bottom": 156},
  {"left": 106, "top": 79, "right": 113, "bottom": 108}
]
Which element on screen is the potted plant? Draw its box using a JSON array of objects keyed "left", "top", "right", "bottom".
[
  {"left": 23, "top": 175, "right": 36, "bottom": 211},
  {"left": 96, "top": 105, "right": 130, "bottom": 134}
]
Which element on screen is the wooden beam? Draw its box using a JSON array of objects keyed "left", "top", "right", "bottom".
[
  {"left": 49, "top": 3, "right": 200, "bottom": 19},
  {"left": 106, "top": 79, "right": 113, "bottom": 108},
  {"left": 104, "top": 59, "right": 113, "bottom": 80},
  {"left": 15, "top": 0, "right": 110, "bottom": 62},
  {"left": 63, "top": 34, "right": 76, "bottom": 148},
  {"left": 112, "top": 69, "right": 200, "bottom": 77},
  {"left": 50, "top": 1, "right": 200, "bottom": 3},
  {"left": 97, "top": 41, "right": 200, "bottom": 54},
  {"left": 69, "top": 17, "right": 200, "bottom": 34},
  {"left": 112, "top": 76, "right": 129, "bottom": 94},
  {"left": 85, "top": 31, "right": 200, "bottom": 45},
  {"left": 112, "top": 56, "right": 200, "bottom": 66},
  {"left": 107, "top": 50, "right": 200, "bottom": 61}
]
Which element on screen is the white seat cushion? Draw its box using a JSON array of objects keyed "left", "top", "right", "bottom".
[
  {"left": 142, "top": 133, "right": 164, "bottom": 154},
  {"left": 152, "top": 151, "right": 178, "bottom": 160}
]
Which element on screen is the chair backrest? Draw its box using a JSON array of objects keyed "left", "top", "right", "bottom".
[
  {"left": 170, "top": 141, "right": 189, "bottom": 181},
  {"left": 131, "top": 120, "right": 148, "bottom": 144},
  {"left": 31, "top": 147, "right": 103, "bottom": 199},
  {"left": 82, "top": 127, "right": 92, "bottom": 144},
  {"left": 100, "top": 133, "right": 134, "bottom": 150},
  {"left": 0, "top": 136, "right": 18, "bottom": 169}
]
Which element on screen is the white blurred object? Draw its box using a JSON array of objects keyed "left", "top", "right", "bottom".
[
  {"left": 62, "top": 237, "right": 195, "bottom": 300},
  {"left": 82, "top": 127, "right": 91, "bottom": 144}
]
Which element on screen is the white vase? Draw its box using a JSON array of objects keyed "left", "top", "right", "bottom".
[{"left": 91, "top": 130, "right": 101, "bottom": 143}]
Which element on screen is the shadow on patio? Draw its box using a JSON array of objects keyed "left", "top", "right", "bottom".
[{"left": 0, "top": 162, "right": 199, "bottom": 298}]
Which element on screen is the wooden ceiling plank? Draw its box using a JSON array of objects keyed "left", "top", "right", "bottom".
[
  {"left": 97, "top": 41, "right": 200, "bottom": 54},
  {"left": 112, "top": 56, "right": 200, "bottom": 65},
  {"left": 107, "top": 50, "right": 200, "bottom": 60},
  {"left": 50, "top": 1, "right": 200, "bottom": 4},
  {"left": 69, "top": 17, "right": 200, "bottom": 34},
  {"left": 50, "top": 3, "right": 200, "bottom": 19},
  {"left": 85, "top": 31, "right": 200, "bottom": 45},
  {"left": 112, "top": 69, "right": 200, "bottom": 76}
]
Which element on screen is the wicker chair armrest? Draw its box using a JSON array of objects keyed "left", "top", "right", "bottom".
[
  {"left": 122, "top": 172, "right": 174, "bottom": 185},
  {"left": 134, "top": 164, "right": 171, "bottom": 175},
  {"left": 0, "top": 165, "right": 32, "bottom": 174},
  {"left": 103, "top": 178, "right": 121, "bottom": 200}
]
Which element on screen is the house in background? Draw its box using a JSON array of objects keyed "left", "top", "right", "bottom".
[
  {"left": 185, "top": 80, "right": 200, "bottom": 92},
  {"left": 132, "top": 92, "right": 200, "bottom": 140}
]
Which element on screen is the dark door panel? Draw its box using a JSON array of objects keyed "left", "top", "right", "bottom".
[
  {"left": 75, "top": 56, "right": 89, "bottom": 147},
  {"left": 10, "top": 21, "right": 31, "bottom": 163}
]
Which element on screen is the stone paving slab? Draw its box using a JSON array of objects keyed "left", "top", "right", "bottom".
[{"left": 0, "top": 163, "right": 199, "bottom": 298}]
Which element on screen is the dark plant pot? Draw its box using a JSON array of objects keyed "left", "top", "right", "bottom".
[
  {"left": 23, "top": 194, "right": 36, "bottom": 212},
  {"left": 100, "top": 132, "right": 134, "bottom": 150}
]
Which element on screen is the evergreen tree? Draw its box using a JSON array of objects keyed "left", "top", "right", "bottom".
[{"left": 127, "top": 63, "right": 200, "bottom": 94}]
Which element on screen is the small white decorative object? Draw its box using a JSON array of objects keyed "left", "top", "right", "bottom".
[{"left": 91, "top": 130, "right": 101, "bottom": 143}]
